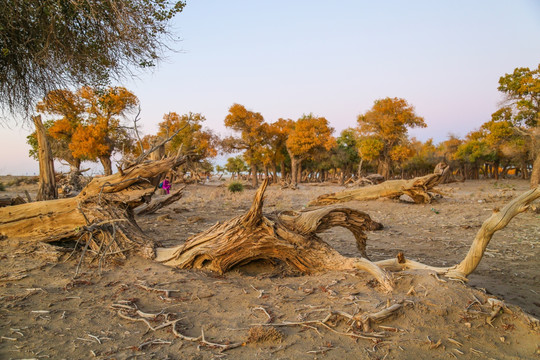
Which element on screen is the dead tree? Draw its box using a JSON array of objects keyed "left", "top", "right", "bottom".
[
  {"left": 156, "top": 179, "right": 394, "bottom": 291},
  {"left": 157, "top": 179, "right": 540, "bottom": 291},
  {"left": 310, "top": 162, "right": 450, "bottom": 206},
  {"left": 33, "top": 115, "right": 57, "bottom": 201},
  {"left": 135, "top": 187, "right": 185, "bottom": 216},
  {"left": 0, "top": 154, "right": 187, "bottom": 260},
  {"left": 375, "top": 185, "right": 540, "bottom": 281}
]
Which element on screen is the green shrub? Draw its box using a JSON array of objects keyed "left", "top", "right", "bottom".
[
  {"left": 227, "top": 181, "right": 244, "bottom": 193},
  {"left": 0, "top": 182, "right": 5, "bottom": 191}
]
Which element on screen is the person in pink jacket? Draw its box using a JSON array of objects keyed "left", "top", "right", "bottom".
[{"left": 160, "top": 177, "right": 171, "bottom": 194}]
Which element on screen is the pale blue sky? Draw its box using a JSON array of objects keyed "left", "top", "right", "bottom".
[{"left": 1, "top": 0, "right": 539, "bottom": 175}]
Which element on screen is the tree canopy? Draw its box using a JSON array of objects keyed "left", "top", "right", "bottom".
[
  {"left": 492, "top": 64, "right": 540, "bottom": 186},
  {"left": 286, "top": 114, "right": 335, "bottom": 186},
  {"left": 0, "top": 0, "right": 185, "bottom": 117},
  {"left": 357, "top": 97, "right": 426, "bottom": 179},
  {"left": 222, "top": 104, "right": 267, "bottom": 187},
  {"left": 28, "top": 86, "right": 139, "bottom": 175}
]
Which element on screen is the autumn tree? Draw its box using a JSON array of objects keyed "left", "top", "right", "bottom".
[
  {"left": 29, "top": 86, "right": 139, "bottom": 175},
  {"left": 222, "top": 104, "right": 267, "bottom": 187},
  {"left": 391, "top": 141, "right": 416, "bottom": 178},
  {"left": 225, "top": 156, "right": 247, "bottom": 179},
  {"left": 455, "top": 130, "right": 492, "bottom": 179},
  {"left": 479, "top": 118, "right": 524, "bottom": 179},
  {"left": 357, "top": 97, "right": 426, "bottom": 179},
  {"left": 492, "top": 64, "right": 540, "bottom": 187},
  {"left": 264, "top": 118, "right": 293, "bottom": 182},
  {"left": 70, "top": 86, "right": 139, "bottom": 175},
  {"left": 286, "top": 114, "right": 335, "bottom": 187},
  {"left": 356, "top": 136, "right": 384, "bottom": 177},
  {"left": 438, "top": 134, "right": 463, "bottom": 169},
  {"left": 27, "top": 90, "right": 86, "bottom": 173},
  {"left": 0, "top": 0, "right": 185, "bottom": 117},
  {"left": 402, "top": 138, "right": 437, "bottom": 177},
  {"left": 157, "top": 112, "right": 218, "bottom": 161},
  {"left": 331, "top": 128, "right": 361, "bottom": 184}
]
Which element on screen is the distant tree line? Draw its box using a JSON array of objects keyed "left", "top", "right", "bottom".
[{"left": 26, "top": 64, "right": 539, "bottom": 188}]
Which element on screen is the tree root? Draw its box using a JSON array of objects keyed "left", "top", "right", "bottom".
[{"left": 254, "top": 304, "right": 402, "bottom": 341}]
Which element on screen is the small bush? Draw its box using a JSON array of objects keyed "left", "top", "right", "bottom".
[
  {"left": 0, "top": 182, "right": 5, "bottom": 191},
  {"left": 247, "top": 326, "right": 283, "bottom": 343},
  {"left": 227, "top": 181, "right": 244, "bottom": 193}
]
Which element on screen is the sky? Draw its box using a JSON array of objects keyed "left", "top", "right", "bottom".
[{"left": 1, "top": 0, "right": 540, "bottom": 175}]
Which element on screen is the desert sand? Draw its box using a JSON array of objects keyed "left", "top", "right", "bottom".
[{"left": 1, "top": 178, "right": 539, "bottom": 359}]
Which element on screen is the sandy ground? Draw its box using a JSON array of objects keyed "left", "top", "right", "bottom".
[{"left": 1, "top": 178, "right": 539, "bottom": 359}]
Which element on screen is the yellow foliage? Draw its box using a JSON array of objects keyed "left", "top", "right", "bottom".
[{"left": 286, "top": 114, "right": 335, "bottom": 158}]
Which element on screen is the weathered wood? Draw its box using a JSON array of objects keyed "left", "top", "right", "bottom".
[
  {"left": 375, "top": 186, "right": 540, "bottom": 282},
  {"left": 446, "top": 185, "right": 540, "bottom": 279},
  {"left": 34, "top": 115, "right": 57, "bottom": 201},
  {"left": 0, "top": 196, "right": 26, "bottom": 207},
  {"left": 309, "top": 163, "right": 450, "bottom": 206},
  {"left": 135, "top": 187, "right": 185, "bottom": 216},
  {"left": 0, "top": 154, "right": 187, "bottom": 259},
  {"left": 156, "top": 179, "right": 394, "bottom": 291}
]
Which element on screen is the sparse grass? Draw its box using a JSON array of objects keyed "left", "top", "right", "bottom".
[
  {"left": 228, "top": 181, "right": 244, "bottom": 193},
  {"left": 247, "top": 326, "right": 283, "bottom": 343}
]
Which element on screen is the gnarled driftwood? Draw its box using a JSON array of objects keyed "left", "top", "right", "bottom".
[{"left": 156, "top": 179, "right": 394, "bottom": 291}]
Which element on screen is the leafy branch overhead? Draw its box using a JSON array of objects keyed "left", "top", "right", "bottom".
[{"left": 0, "top": 0, "right": 185, "bottom": 116}]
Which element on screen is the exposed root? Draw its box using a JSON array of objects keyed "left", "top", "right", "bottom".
[
  {"left": 253, "top": 304, "right": 402, "bottom": 341},
  {"left": 112, "top": 301, "right": 243, "bottom": 352}
]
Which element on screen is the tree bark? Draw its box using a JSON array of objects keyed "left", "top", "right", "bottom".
[
  {"left": 250, "top": 163, "right": 258, "bottom": 188},
  {"left": 135, "top": 187, "right": 185, "bottom": 216},
  {"left": 33, "top": 115, "right": 57, "bottom": 201},
  {"left": 290, "top": 156, "right": 300, "bottom": 188},
  {"left": 531, "top": 152, "right": 540, "bottom": 188},
  {"left": 100, "top": 155, "right": 113, "bottom": 176},
  {"left": 310, "top": 163, "right": 450, "bottom": 206},
  {"left": 378, "top": 159, "right": 390, "bottom": 180},
  {"left": 447, "top": 185, "right": 540, "bottom": 278}
]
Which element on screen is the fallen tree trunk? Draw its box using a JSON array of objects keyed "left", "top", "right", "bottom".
[
  {"left": 0, "top": 154, "right": 187, "bottom": 260},
  {"left": 135, "top": 187, "right": 185, "bottom": 216},
  {"left": 375, "top": 185, "right": 540, "bottom": 281},
  {"left": 309, "top": 163, "right": 450, "bottom": 206},
  {"left": 156, "top": 179, "right": 394, "bottom": 291}
]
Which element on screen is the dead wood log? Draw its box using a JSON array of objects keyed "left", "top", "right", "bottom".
[
  {"left": 309, "top": 163, "right": 450, "bottom": 206},
  {"left": 375, "top": 185, "right": 540, "bottom": 281},
  {"left": 0, "top": 154, "right": 187, "bottom": 260},
  {"left": 135, "top": 187, "right": 185, "bottom": 216},
  {"left": 156, "top": 180, "right": 538, "bottom": 290},
  {"left": 155, "top": 179, "right": 394, "bottom": 291},
  {"left": 0, "top": 196, "right": 26, "bottom": 207}
]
